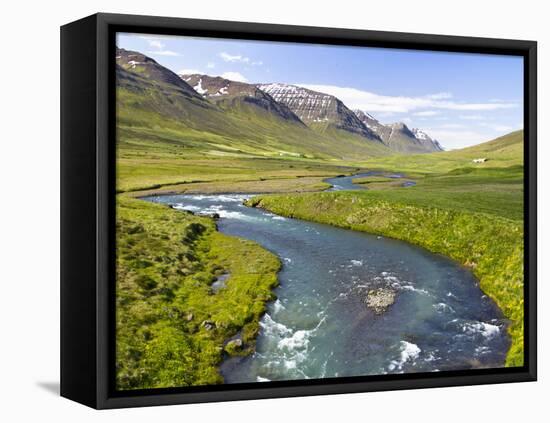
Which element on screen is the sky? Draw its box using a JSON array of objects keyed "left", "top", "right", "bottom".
[{"left": 117, "top": 32, "right": 524, "bottom": 150}]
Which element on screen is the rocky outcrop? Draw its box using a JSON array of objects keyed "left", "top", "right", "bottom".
[
  {"left": 365, "top": 288, "right": 397, "bottom": 314},
  {"left": 354, "top": 110, "right": 443, "bottom": 153},
  {"left": 258, "top": 83, "right": 380, "bottom": 140},
  {"left": 180, "top": 75, "right": 304, "bottom": 124}
]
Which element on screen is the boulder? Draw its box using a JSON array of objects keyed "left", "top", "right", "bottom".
[
  {"left": 365, "top": 288, "right": 396, "bottom": 314},
  {"left": 201, "top": 320, "right": 215, "bottom": 331},
  {"left": 224, "top": 338, "right": 244, "bottom": 355}
]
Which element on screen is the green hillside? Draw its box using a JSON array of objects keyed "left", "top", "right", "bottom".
[
  {"left": 114, "top": 46, "right": 526, "bottom": 376},
  {"left": 360, "top": 130, "right": 524, "bottom": 174},
  {"left": 116, "top": 51, "right": 395, "bottom": 192},
  {"left": 248, "top": 130, "right": 525, "bottom": 366}
]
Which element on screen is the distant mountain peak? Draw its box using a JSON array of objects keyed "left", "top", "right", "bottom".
[
  {"left": 258, "top": 83, "right": 380, "bottom": 141},
  {"left": 180, "top": 74, "right": 304, "bottom": 124},
  {"left": 411, "top": 128, "right": 444, "bottom": 151},
  {"left": 180, "top": 74, "right": 255, "bottom": 97},
  {"left": 353, "top": 110, "right": 443, "bottom": 153},
  {"left": 116, "top": 48, "right": 203, "bottom": 100}
]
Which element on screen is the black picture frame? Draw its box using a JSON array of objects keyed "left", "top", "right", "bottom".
[{"left": 61, "top": 12, "right": 537, "bottom": 409}]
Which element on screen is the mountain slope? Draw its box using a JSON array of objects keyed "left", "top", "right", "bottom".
[
  {"left": 411, "top": 128, "right": 444, "bottom": 151},
  {"left": 181, "top": 74, "right": 304, "bottom": 124},
  {"left": 354, "top": 110, "right": 443, "bottom": 153},
  {"left": 258, "top": 83, "right": 380, "bottom": 141},
  {"left": 455, "top": 130, "right": 523, "bottom": 159},
  {"left": 360, "top": 130, "right": 523, "bottom": 174},
  {"left": 115, "top": 48, "right": 393, "bottom": 163},
  {"left": 117, "top": 48, "right": 204, "bottom": 101}
]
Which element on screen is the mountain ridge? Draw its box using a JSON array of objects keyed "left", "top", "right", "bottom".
[
  {"left": 257, "top": 83, "right": 381, "bottom": 142},
  {"left": 116, "top": 48, "right": 205, "bottom": 101},
  {"left": 116, "top": 47, "right": 445, "bottom": 159},
  {"left": 115, "top": 48, "right": 394, "bottom": 160},
  {"left": 354, "top": 110, "right": 443, "bottom": 153},
  {"left": 179, "top": 74, "right": 305, "bottom": 125}
]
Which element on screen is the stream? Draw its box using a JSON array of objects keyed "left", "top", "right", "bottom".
[
  {"left": 144, "top": 175, "right": 509, "bottom": 383},
  {"left": 324, "top": 172, "right": 414, "bottom": 191}
]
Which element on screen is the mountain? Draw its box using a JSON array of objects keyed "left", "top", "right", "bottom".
[
  {"left": 354, "top": 110, "right": 443, "bottom": 153},
  {"left": 257, "top": 83, "right": 380, "bottom": 141},
  {"left": 116, "top": 48, "right": 204, "bottom": 101},
  {"left": 115, "top": 48, "right": 392, "bottom": 161},
  {"left": 180, "top": 74, "right": 304, "bottom": 124},
  {"left": 411, "top": 128, "right": 444, "bottom": 151}
]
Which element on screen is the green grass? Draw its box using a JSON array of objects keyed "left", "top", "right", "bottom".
[
  {"left": 116, "top": 61, "right": 526, "bottom": 378},
  {"left": 244, "top": 132, "right": 525, "bottom": 366},
  {"left": 116, "top": 72, "right": 393, "bottom": 167},
  {"left": 115, "top": 66, "right": 397, "bottom": 194},
  {"left": 116, "top": 196, "right": 280, "bottom": 389},
  {"left": 116, "top": 130, "right": 526, "bottom": 378},
  {"left": 117, "top": 155, "right": 360, "bottom": 194},
  {"left": 126, "top": 176, "right": 332, "bottom": 197},
  {"left": 351, "top": 175, "right": 416, "bottom": 190},
  {"left": 247, "top": 164, "right": 524, "bottom": 367},
  {"left": 360, "top": 130, "right": 524, "bottom": 174},
  {"left": 357, "top": 166, "right": 523, "bottom": 220}
]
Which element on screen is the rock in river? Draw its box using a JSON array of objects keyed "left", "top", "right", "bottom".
[{"left": 365, "top": 288, "right": 396, "bottom": 314}]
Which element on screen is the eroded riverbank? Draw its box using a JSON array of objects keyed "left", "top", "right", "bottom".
[{"left": 145, "top": 193, "right": 510, "bottom": 382}]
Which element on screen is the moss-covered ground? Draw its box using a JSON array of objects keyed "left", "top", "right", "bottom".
[{"left": 116, "top": 196, "right": 280, "bottom": 389}]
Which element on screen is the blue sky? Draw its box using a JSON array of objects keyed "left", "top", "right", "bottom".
[{"left": 117, "top": 33, "right": 523, "bottom": 149}]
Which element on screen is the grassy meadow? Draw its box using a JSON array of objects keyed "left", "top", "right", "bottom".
[
  {"left": 117, "top": 130, "right": 525, "bottom": 381},
  {"left": 116, "top": 196, "right": 280, "bottom": 389},
  {"left": 247, "top": 185, "right": 524, "bottom": 366},
  {"left": 243, "top": 131, "right": 525, "bottom": 366},
  {"left": 116, "top": 69, "right": 525, "bottom": 385},
  {"left": 113, "top": 45, "right": 525, "bottom": 390}
]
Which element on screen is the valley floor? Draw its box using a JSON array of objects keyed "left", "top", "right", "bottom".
[{"left": 116, "top": 132, "right": 525, "bottom": 387}]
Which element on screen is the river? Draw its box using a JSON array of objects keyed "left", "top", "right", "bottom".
[
  {"left": 324, "top": 172, "right": 414, "bottom": 191},
  {"left": 144, "top": 175, "right": 509, "bottom": 383}
]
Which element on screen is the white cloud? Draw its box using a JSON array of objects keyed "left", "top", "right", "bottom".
[
  {"left": 138, "top": 35, "right": 172, "bottom": 40},
  {"left": 296, "top": 84, "right": 518, "bottom": 114},
  {"left": 219, "top": 52, "right": 262, "bottom": 66},
  {"left": 423, "top": 129, "right": 494, "bottom": 150},
  {"left": 139, "top": 35, "right": 180, "bottom": 56},
  {"left": 426, "top": 92, "right": 453, "bottom": 100},
  {"left": 207, "top": 62, "right": 215, "bottom": 69},
  {"left": 480, "top": 123, "right": 515, "bottom": 132},
  {"left": 140, "top": 35, "right": 180, "bottom": 56},
  {"left": 220, "top": 52, "right": 249, "bottom": 63},
  {"left": 146, "top": 50, "right": 180, "bottom": 56},
  {"left": 437, "top": 123, "right": 466, "bottom": 129},
  {"left": 221, "top": 72, "right": 248, "bottom": 82},
  {"left": 413, "top": 110, "right": 440, "bottom": 117},
  {"left": 459, "top": 114, "right": 486, "bottom": 121},
  {"left": 148, "top": 40, "right": 164, "bottom": 50},
  {"left": 425, "top": 123, "right": 521, "bottom": 149}
]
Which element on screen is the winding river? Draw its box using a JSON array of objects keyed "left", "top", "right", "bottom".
[
  {"left": 144, "top": 175, "right": 509, "bottom": 383},
  {"left": 324, "top": 172, "right": 415, "bottom": 191}
]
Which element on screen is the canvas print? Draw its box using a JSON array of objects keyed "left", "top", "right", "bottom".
[{"left": 114, "top": 32, "right": 524, "bottom": 391}]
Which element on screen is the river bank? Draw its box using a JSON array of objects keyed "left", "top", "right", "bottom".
[
  {"left": 247, "top": 191, "right": 523, "bottom": 367},
  {"left": 115, "top": 158, "right": 523, "bottom": 390},
  {"left": 149, "top": 193, "right": 509, "bottom": 382},
  {"left": 115, "top": 196, "right": 280, "bottom": 389}
]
